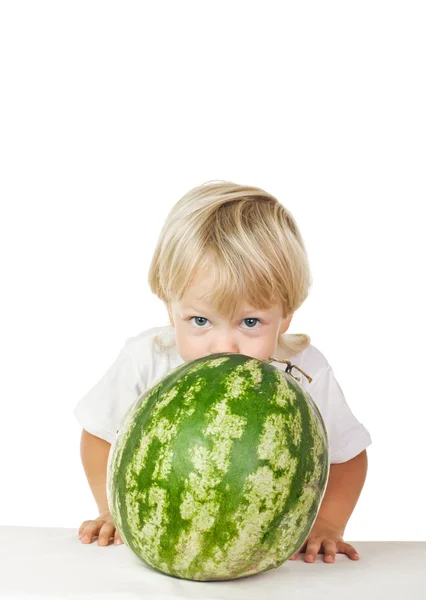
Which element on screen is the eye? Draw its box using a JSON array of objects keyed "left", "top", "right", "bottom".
[
  {"left": 188, "top": 317, "right": 261, "bottom": 329},
  {"left": 241, "top": 318, "right": 261, "bottom": 329},
  {"left": 189, "top": 316, "right": 211, "bottom": 328}
]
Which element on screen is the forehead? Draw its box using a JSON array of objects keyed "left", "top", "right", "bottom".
[
  {"left": 178, "top": 259, "right": 280, "bottom": 316},
  {"left": 179, "top": 295, "right": 277, "bottom": 316},
  {"left": 181, "top": 262, "right": 216, "bottom": 303}
]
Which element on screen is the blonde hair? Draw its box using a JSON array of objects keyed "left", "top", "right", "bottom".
[{"left": 148, "top": 180, "right": 313, "bottom": 358}]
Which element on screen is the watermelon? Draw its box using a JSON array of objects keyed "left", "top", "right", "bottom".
[{"left": 106, "top": 352, "right": 329, "bottom": 581}]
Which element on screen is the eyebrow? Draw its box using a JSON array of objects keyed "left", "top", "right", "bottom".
[
  {"left": 183, "top": 306, "right": 208, "bottom": 313},
  {"left": 184, "top": 305, "right": 268, "bottom": 315}
]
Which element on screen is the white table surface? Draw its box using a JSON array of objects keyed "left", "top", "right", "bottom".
[{"left": 0, "top": 526, "right": 424, "bottom": 599}]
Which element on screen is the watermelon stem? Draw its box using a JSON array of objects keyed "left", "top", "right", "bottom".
[{"left": 264, "top": 358, "right": 313, "bottom": 384}]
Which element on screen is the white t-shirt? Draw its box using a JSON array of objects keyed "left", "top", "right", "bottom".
[{"left": 73, "top": 325, "right": 372, "bottom": 464}]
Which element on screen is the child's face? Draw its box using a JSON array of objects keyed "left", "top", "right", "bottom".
[{"left": 166, "top": 266, "right": 292, "bottom": 363}]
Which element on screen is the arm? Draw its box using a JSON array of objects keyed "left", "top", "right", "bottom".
[
  {"left": 290, "top": 449, "right": 368, "bottom": 562},
  {"left": 80, "top": 428, "right": 111, "bottom": 515},
  {"left": 316, "top": 448, "right": 368, "bottom": 533}
]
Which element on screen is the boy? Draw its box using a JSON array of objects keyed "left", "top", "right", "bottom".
[{"left": 75, "top": 180, "right": 371, "bottom": 563}]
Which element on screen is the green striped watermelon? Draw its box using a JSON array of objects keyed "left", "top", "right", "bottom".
[{"left": 106, "top": 352, "right": 329, "bottom": 581}]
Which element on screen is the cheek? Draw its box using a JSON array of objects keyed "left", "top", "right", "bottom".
[
  {"left": 174, "top": 326, "right": 202, "bottom": 360},
  {"left": 236, "top": 334, "right": 280, "bottom": 360},
  {"left": 174, "top": 324, "right": 280, "bottom": 361},
  {"left": 245, "top": 341, "right": 277, "bottom": 361}
]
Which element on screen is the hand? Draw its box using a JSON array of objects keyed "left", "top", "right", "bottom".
[
  {"left": 78, "top": 510, "right": 123, "bottom": 546},
  {"left": 289, "top": 516, "right": 359, "bottom": 563}
]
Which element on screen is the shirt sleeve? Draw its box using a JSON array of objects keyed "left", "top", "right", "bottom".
[
  {"left": 72, "top": 343, "right": 145, "bottom": 444},
  {"left": 309, "top": 365, "right": 372, "bottom": 464}
]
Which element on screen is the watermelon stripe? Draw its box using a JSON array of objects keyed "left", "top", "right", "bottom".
[{"left": 173, "top": 395, "right": 247, "bottom": 574}]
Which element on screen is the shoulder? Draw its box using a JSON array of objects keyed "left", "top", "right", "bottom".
[
  {"left": 125, "top": 323, "right": 182, "bottom": 352},
  {"left": 123, "top": 325, "right": 173, "bottom": 354},
  {"left": 292, "top": 343, "right": 330, "bottom": 375},
  {"left": 272, "top": 342, "right": 331, "bottom": 389},
  {"left": 122, "top": 324, "right": 183, "bottom": 385}
]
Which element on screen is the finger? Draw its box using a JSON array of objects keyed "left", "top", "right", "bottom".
[
  {"left": 80, "top": 521, "right": 99, "bottom": 543},
  {"left": 114, "top": 533, "right": 123, "bottom": 545},
  {"left": 304, "top": 539, "right": 322, "bottom": 562},
  {"left": 322, "top": 540, "right": 338, "bottom": 562},
  {"left": 98, "top": 522, "right": 117, "bottom": 546},
  {"left": 80, "top": 518, "right": 109, "bottom": 544},
  {"left": 289, "top": 540, "right": 307, "bottom": 560},
  {"left": 337, "top": 541, "right": 360, "bottom": 560},
  {"left": 78, "top": 521, "right": 91, "bottom": 539}
]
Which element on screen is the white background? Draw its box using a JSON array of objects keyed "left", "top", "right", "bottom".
[{"left": 1, "top": 1, "right": 424, "bottom": 541}]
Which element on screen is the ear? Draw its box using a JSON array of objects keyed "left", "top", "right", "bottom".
[{"left": 279, "top": 314, "right": 293, "bottom": 335}]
